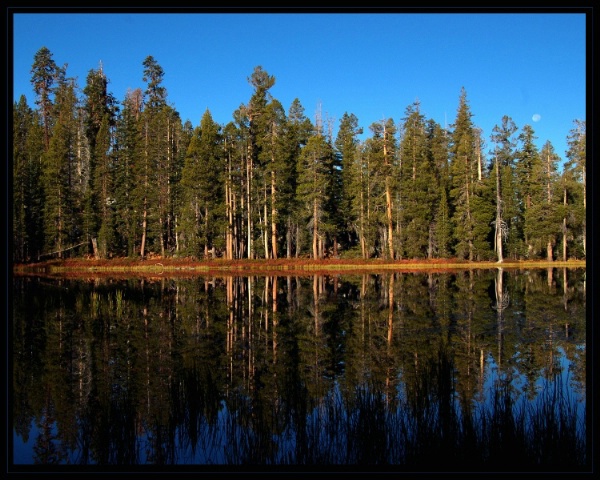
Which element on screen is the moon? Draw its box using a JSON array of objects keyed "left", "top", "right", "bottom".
[{"left": 532, "top": 113, "right": 541, "bottom": 122}]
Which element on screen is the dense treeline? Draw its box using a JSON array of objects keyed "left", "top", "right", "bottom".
[{"left": 12, "top": 47, "right": 587, "bottom": 263}]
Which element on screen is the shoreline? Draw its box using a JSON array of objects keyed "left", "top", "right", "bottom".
[{"left": 12, "top": 257, "right": 587, "bottom": 278}]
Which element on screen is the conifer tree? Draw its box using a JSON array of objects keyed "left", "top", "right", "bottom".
[
  {"left": 297, "top": 132, "right": 333, "bottom": 258},
  {"left": 13, "top": 96, "right": 44, "bottom": 262},
  {"left": 179, "top": 110, "right": 224, "bottom": 258},
  {"left": 284, "top": 98, "right": 313, "bottom": 257},
  {"left": 30, "top": 46, "right": 61, "bottom": 150},
  {"left": 334, "top": 112, "right": 363, "bottom": 253},
  {"left": 82, "top": 65, "right": 118, "bottom": 257},
  {"left": 93, "top": 115, "right": 115, "bottom": 257},
  {"left": 41, "top": 76, "right": 80, "bottom": 258},
  {"left": 359, "top": 131, "right": 387, "bottom": 258},
  {"left": 136, "top": 55, "right": 171, "bottom": 258},
  {"left": 426, "top": 119, "right": 451, "bottom": 258},
  {"left": 222, "top": 120, "right": 244, "bottom": 259},
  {"left": 113, "top": 88, "right": 143, "bottom": 256},
  {"left": 563, "top": 119, "right": 586, "bottom": 258},
  {"left": 399, "top": 102, "right": 436, "bottom": 259},
  {"left": 246, "top": 66, "right": 276, "bottom": 258},
  {"left": 515, "top": 124, "right": 539, "bottom": 257},
  {"left": 448, "top": 88, "right": 492, "bottom": 261},
  {"left": 261, "top": 99, "right": 287, "bottom": 259},
  {"left": 523, "top": 140, "right": 561, "bottom": 260},
  {"left": 490, "top": 116, "right": 521, "bottom": 259}
]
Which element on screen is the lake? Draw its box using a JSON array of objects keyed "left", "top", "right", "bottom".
[{"left": 10, "top": 267, "right": 588, "bottom": 472}]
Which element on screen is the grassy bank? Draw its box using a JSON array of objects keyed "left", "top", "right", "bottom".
[{"left": 12, "top": 257, "right": 586, "bottom": 278}]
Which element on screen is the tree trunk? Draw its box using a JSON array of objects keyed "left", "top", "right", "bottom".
[
  {"left": 313, "top": 199, "right": 318, "bottom": 259},
  {"left": 563, "top": 185, "right": 567, "bottom": 261},
  {"left": 271, "top": 165, "right": 278, "bottom": 259},
  {"left": 91, "top": 237, "right": 100, "bottom": 259},
  {"left": 495, "top": 155, "right": 503, "bottom": 263},
  {"left": 140, "top": 200, "right": 147, "bottom": 259},
  {"left": 384, "top": 125, "right": 394, "bottom": 260}
]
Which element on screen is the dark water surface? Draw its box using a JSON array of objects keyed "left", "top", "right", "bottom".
[{"left": 10, "top": 268, "right": 588, "bottom": 471}]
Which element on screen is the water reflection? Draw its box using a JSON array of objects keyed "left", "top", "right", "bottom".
[{"left": 11, "top": 268, "right": 587, "bottom": 469}]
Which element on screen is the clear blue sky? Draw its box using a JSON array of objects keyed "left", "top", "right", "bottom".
[{"left": 11, "top": 9, "right": 587, "bottom": 165}]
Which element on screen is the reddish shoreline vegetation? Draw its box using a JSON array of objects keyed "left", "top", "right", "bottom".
[{"left": 13, "top": 257, "right": 586, "bottom": 279}]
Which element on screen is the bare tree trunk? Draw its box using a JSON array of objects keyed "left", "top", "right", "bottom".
[
  {"left": 263, "top": 185, "right": 270, "bottom": 259},
  {"left": 563, "top": 185, "right": 567, "bottom": 261},
  {"left": 495, "top": 154, "right": 503, "bottom": 263},
  {"left": 271, "top": 164, "right": 278, "bottom": 259},
  {"left": 384, "top": 125, "right": 394, "bottom": 260},
  {"left": 140, "top": 201, "right": 147, "bottom": 259},
  {"left": 313, "top": 199, "right": 318, "bottom": 259},
  {"left": 247, "top": 145, "right": 253, "bottom": 259},
  {"left": 582, "top": 163, "right": 586, "bottom": 257}
]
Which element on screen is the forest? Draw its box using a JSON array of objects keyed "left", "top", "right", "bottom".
[{"left": 12, "top": 46, "right": 587, "bottom": 264}]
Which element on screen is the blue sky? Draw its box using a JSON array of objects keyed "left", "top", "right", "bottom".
[{"left": 11, "top": 9, "right": 587, "bottom": 165}]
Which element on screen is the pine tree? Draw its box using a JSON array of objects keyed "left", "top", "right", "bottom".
[
  {"left": 490, "top": 116, "right": 522, "bottom": 259},
  {"left": 262, "top": 99, "right": 288, "bottom": 259},
  {"left": 136, "top": 55, "right": 172, "bottom": 258},
  {"left": 523, "top": 140, "right": 561, "bottom": 260},
  {"left": 93, "top": 115, "right": 115, "bottom": 257},
  {"left": 247, "top": 66, "right": 276, "bottom": 259},
  {"left": 515, "top": 124, "right": 539, "bottom": 257},
  {"left": 30, "top": 46, "right": 61, "bottom": 150},
  {"left": 334, "top": 112, "right": 363, "bottom": 253},
  {"left": 41, "top": 76, "right": 80, "bottom": 258},
  {"left": 82, "top": 65, "right": 118, "bottom": 257},
  {"left": 359, "top": 132, "right": 386, "bottom": 258},
  {"left": 297, "top": 132, "right": 333, "bottom": 258},
  {"left": 113, "top": 88, "right": 143, "bottom": 256},
  {"left": 448, "top": 88, "right": 492, "bottom": 261},
  {"left": 13, "top": 96, "right": 45, "bottom": 262},
  {"left": 399, "top": 101, "right": 437, "bottom": 259},
  {"left": 563, "top": 119, "right": 586, "bottom": 258},
  {"left": 284, "top": 98, "right": 313, "bottom": 258},
  {"left": 179, "top": 109, "right": 224, "bottom": 258},
  {"left": 222, "top": 120, "right": 244, "bottom": 259},
  {"left": 426, "top": 119, "right": 451, "bottom": 258}
]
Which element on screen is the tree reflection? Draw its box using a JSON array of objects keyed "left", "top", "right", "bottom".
[{"left": 11, "top": 269, "right": 587, "bottom": 468}]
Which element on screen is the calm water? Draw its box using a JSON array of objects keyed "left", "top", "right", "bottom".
[{"left": 10, "top": 268, "right": 587, "bottom": 471}]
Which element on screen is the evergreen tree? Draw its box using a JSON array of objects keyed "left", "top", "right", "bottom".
[
  {"left": 297, "top": 132, "right": 333, "bottom": 258},
  {"left": 113, "top": 88, "right": 143, "bottom": 256},
  {"left": 426, "top": 119, "right": 451, "bottom": 258},
  {"left": 136, "top": 55, "right": 174, "bottom": 258},
  {"left": 284, "top": 98, "right": 313, "bottom": 257},
  {"left": 30, "top": 46, "right": 62, "bottom": 150},
  {"left": 261, "top": 99, "right": 288, "bottom": 259},
  {"left": 41, "top": 76, "right": 80, "bottom": 257},
  {"left": 93, "top": 115, "right": 116, "bottom": 257},
  {"left": 179, "top": 109, "right": 224, "bottom": 258},
  {"left": 490, "top": 116, "right": 522, "bottom": 259},
  {"left": 247, "top": 66, "right": 276, "bottom": 258},
  {"left": 82, "top": 65, "right": 118, "bottom": 257},
  {"left": 222, "top": 120, "right": 244, "bottom": 259},
  {"left": 399, "top": 102, "right": 437, "bottom": 259},
  {"left": 515, "top": 124, "right": 539, "bottom": 257},
  {"left": 358, "top": 132, "right": 386, "bottom": 258},
  {"left": 523, "top": 140, "right": 561, "bottom": 260},
  {"left": 563, "top": 119, "right": 586, "bottom": 258},
  {"left": 448, "top": 88, "right": 492, "bottom": 261},
  {"left": 334, "top": 112, "right": 363, "bottom": 253},
  {"left": 13, "top": 96, "right": 45, "bottom": 261}
]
